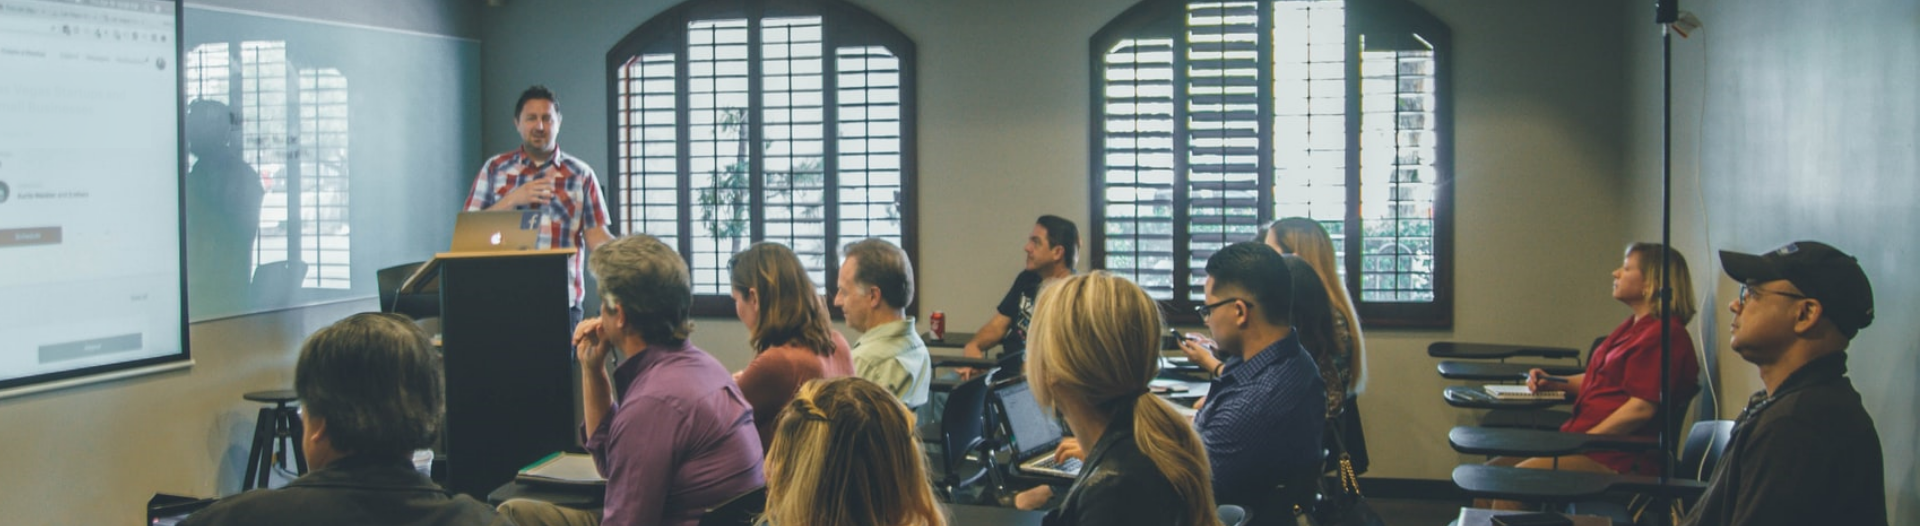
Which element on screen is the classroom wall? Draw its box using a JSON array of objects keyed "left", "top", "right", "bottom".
[
  {"left": 481, "top": 0, "right": 1640, "bottom": 482},
  {"left": 0, "top": 1, "right": 479, "bottom": 524},
  {"left": 1620, "top": 0, "right": 1920, "bottom": 521}
]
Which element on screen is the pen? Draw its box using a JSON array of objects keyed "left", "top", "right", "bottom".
[{"left": 1523, "top": 372, "right": 1569, "bottom": 383}]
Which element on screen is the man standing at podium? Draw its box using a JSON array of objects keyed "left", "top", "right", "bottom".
[{"left": 466, "top": 85, "right": 614, "bottom": 329}]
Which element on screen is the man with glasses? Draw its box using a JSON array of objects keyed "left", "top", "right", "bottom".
[
  {"left": 1180, "top": 242, "right": 1326, "bottom": 507},
  {"left": 1681, "top": 241, "right": 1885, "bottom": 526},
  {"left": 1016, "top": 242, "right": 1326, "bottom": 512}
]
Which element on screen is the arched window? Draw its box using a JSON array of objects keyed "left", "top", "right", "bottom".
[
  {"left": 1092, "top": 0, "right": 1452, "bottom": 326},
  {"left": 608, "top": 0, "right": 916, "bottom": 316}
]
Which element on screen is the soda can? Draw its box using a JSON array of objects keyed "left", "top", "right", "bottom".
[{"left": 930, "top": 310, "right": 946, "bottom": 341}]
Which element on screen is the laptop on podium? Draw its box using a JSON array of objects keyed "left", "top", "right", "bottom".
[
  {"left": 995, "top": 379, "right": 1083, "bottom": 479},
  {"left": 450, "top": 210, "right": 540, "bottom": 252}
]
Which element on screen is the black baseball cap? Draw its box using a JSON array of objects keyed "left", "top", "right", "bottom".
[{"left": 1720, "top": 241, "right": 1875, "bottom": 339}]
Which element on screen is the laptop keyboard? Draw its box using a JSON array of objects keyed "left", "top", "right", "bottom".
[{"left": 1027, "top": 455, "right": 1083, "bottom": 475}]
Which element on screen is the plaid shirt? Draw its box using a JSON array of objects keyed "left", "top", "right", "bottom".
[{"left": 465, "top": 148, "right": 610, "bottom": 307}]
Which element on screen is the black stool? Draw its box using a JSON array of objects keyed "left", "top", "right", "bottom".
[{"left": 242, "top": 390, "right": 307, "bottom": 490}]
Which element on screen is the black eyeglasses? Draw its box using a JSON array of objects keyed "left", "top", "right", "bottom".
[
  {"left": 1195, "top": 298, "right": 1246, "bottom": 318},
  {"left": 1737, "top": 283, "right": 1809, "bottom": 308}
]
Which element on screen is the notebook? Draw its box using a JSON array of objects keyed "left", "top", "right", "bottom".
[
  {"left": 1483, "top": 385, "right": 1568, "bottom": 401},
  {"left": 995, "top": 380, "right": 1083, "bottom": 479},
  {"left": 450, "top": 210, "right": 541, "bottom": 252},
  {"left": 516, "top": 452, "right": 607, "bottom": 487}
]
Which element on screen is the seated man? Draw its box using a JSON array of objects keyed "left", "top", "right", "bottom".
[
  {"left": 183, "top": 313, "right": 508, "bottom": 526},
  {"left": 960, "top": 214, "right": 1079, "bottom": 374},
  {"left": 500, "top": 234, "right": 765, "bottom": 526},
  {"left": 834, "top": 238, "right": 931, "bottom": 408},
  {"left": 1019, "top": 242, "right": 1325, "bottom": 511},
  {"left": 1183, "top": 242, "right": 1326, "bottom": 507},
  {"left": 1682, "top": 241, "right": 1885, "bottom": 526}
]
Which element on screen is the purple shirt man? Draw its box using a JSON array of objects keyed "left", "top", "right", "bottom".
[{"left": 589, "top": 341, "right": 764, "bottom": 526}]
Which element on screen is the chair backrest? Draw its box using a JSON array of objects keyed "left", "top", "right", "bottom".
[
  {"left": 250, "top": 260, "right": 310, "bottom": 304},
  {"left": 376, "top": 262, "right": 424, "bottom": 309},
  {"left": 941, "top": 374, "right": 994, "bottom": 472},
  {"left": 376, "top": 261, "right": 438, "bottom": 318},
  {"left": 1677, "top": 420, "right": 1735, "bottom": 481},
  {"left": 697, "top": 486, "right": 767, "bottom": 526}
]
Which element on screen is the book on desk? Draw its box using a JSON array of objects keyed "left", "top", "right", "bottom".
[{"left": 517, "top": 452, "right": 606, "bottom": 487}]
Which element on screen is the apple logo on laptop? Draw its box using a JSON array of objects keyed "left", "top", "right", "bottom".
[{"left": 490, "top": 232, "right": 503, "bottom": 246}]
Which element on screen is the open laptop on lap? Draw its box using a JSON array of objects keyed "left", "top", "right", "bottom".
[
  {"left": 450, "top": 210, "right": 540, "bottom": 252},
  {"left": 995, "top": 379, "right": 1082, "bottom": 480}
]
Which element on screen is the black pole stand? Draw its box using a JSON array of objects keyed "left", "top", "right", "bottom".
[{"left": 1656, "top": 0, "right": 1679, "bottom": 523}]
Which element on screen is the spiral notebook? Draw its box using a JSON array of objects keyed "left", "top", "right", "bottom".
[{"left": 1483, "top": 385, "right": 1568, "bottom": 401}]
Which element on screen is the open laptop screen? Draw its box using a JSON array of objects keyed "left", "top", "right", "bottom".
[{"left": 995, "top": 380, "right": 1065, "bottom": 458}]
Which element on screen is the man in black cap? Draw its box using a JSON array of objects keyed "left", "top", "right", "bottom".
[{"left": 1681, "top": 241, "right": 1885, "bottom": 526}]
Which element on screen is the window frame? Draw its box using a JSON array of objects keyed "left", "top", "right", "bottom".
[
  {"left": 1087, "top": 0, "right": 1454, "bottom": 328},
  {"left": 604, "top": 0, "right": 919, "bottom": 318}
]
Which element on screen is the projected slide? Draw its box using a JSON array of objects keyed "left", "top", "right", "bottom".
[{"left": 0, "top": 0, "right": 183, "bottom": 389}]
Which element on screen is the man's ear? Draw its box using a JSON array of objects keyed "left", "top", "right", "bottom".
[
  {"left": 1794, "top": 300, "right": 1825, "bottom": 335},
  {"left": 305, "top": 414, "right": 329, "bottom": 446},
  {"left": 604, "top": 302, "right": 625, "bottom": 330}
]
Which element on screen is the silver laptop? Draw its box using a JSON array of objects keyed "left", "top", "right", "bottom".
[
  {"left": 996, "top": 380, "right": 1083, "bottom": 479},
  {"left": 450, "top": 211, "right": 540, "bottom": 252}
]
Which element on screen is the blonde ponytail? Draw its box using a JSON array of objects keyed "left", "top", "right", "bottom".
[{"left": 1028, "top": 272, "right": 1222, "bottom": 526}]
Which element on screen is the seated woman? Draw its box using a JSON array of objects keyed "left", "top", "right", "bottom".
[
  {"left": 1487, "top": 243, "right": 1702, "bottom": 508},
  {"left": 1281, "top": 256, "right": 1350, "bottom": 418},
  {"left": 761, "top": 376, "right": 946, "bottom": 526},
  {"left": 730, "top": 242, "right": 855, "bottom": 448},
  {"left": 1264, "top": 218, "right": 1369, "bottom": 471},
  {"left": 1024, "top": 272, "right": 1220, "bottom": 526}
]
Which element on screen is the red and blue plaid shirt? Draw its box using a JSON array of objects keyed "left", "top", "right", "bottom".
[{"left": 465, "top": 148, "right": 610, "bottom": 307}]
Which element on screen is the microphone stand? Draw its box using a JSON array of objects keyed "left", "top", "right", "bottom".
[{"left": 1655, "top": 0, "right": 1679, "bottom": 521}]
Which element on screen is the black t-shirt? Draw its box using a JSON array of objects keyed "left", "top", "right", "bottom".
[
  {"left": 1681, "top": 352, "right": 1887, "bottom": 526},
  {"left": 995, "top": 270, "right": 1045, "bottom": 357}
]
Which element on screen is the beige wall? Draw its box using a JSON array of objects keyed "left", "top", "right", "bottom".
[{"left": 1620, "top": 0, "right": 1919, "bottom": 521}]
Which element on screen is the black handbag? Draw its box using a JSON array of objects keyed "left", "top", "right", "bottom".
[{"left": 1314, "top": 417, "right": 1385, "bottom": 526}]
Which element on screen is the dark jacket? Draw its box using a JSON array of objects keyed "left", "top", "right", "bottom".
[
  {"left": 1681, "top": 352, "right": 1886, "bottom": 526},
  {"left": 182, "top": 455, "right": 513, "bottom": 526},
  {"left": 1044, "top": 417, "right": 1192, "bottom": 526}
]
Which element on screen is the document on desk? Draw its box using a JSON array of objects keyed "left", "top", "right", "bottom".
[
  {"left": 1483, "top": 385, "right": 1568, "bottom": 401},
  {"left": 516, "top": 452, "right": 606, "bottom": 487}
]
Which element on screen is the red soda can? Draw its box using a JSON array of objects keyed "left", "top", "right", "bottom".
[{"left": 930, "top": 311, "right": 946, "bottom": 341}]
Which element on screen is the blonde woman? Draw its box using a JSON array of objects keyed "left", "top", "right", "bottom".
[
  {"left": 1025, "top": 272, "right": 1221, "bottom": 526},
  {"left": 761, "top": 377, "right": 945, "bottom": 526},
  {"left": 1516, "top": 243, "right": 1702, "bottom": 475},
  {"left": 730, "top": 242, "right": 855, "bottom": 448}
]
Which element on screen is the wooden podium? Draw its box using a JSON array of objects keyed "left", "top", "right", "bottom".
[{"left": 402, "top": 249, "right": 577, "bottom": 497}]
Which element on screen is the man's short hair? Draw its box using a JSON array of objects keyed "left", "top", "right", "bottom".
[
  {"left": 1204, "top": 241, "right": 1292, "bottom": 326},
  {"left": 1036, "top": 215, "right": 1080, "bottom": 268},
  {"left": 514, "top": 85, "right": 558, "bottom": 118},
  {"left": 295, "top": 313, "right": 443, "bottom": 460},
  {"left": 842, "top": 238, "right": 914, "bottom": 309},
  {"left": 590, "top": 234, "right": 694, "bottom": 345}
]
